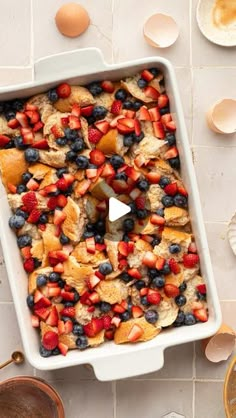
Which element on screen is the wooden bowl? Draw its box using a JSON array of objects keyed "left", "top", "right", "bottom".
[
  {"left": 0, "top": 376, "right": 65, "bottom": 418},
  {"left": 224, "top": 356, "right": 236, "bottom": 417}
]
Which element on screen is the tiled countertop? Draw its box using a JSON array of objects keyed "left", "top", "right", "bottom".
[{"left": 0, "top": 1, "right": 236, "bottom": 417}]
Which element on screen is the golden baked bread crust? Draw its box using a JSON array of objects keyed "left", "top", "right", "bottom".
[
  {"left": 114, "top": 317, "right": 161, "bottom": 344},
  {"left": 0, "top": 149, "right": 28, "bottom": 189}
]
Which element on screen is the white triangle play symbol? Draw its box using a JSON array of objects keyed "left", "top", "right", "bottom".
[{"left": 108, "top": 197, "right": 131, "bottom": 222}]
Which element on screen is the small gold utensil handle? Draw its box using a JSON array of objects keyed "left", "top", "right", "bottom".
[{"left": 0, "top": 358, "right": 14, "bottom": 370}]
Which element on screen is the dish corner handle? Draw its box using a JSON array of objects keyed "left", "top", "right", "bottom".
[
  {"left": 34, "top": 48, "right": 107, "bottom": 82},
  {"left": 91, "top": 346, "right": 165, "bottom": 381}
]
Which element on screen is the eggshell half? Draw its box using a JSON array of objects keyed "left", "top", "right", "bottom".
[
  {"left": 55, "top": 2, "right": 90, "bottom": 38},
  {"left": 227, "top": 211, "right": 236, "bottom": 255},
  {"left": 206, "top": 99, "right": 236, "bottom": 134},
  {"left": 143, "top": 14, "right": 179, "bottom": 48},
  {"left": 202, "top": 323, "right": 236, "bottom": 363}
]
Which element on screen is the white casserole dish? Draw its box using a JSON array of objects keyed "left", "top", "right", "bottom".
[{"left": 0, "top": 48, "right": 221, "bottom": 381}]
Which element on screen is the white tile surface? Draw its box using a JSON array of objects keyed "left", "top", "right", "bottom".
[
  {"left": 0, "top": 243, "right": 12, "bottom": 302},
  {"left": 0, "top": 68, "right": 33, "bottom": 87}
]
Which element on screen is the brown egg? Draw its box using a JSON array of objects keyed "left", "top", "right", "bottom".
[{"left": 55, "top": 2, "right": 90, "bottom": 38}]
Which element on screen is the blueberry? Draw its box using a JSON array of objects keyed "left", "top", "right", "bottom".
[
  {"left": 179, "top": 281, "right": 187, "bottom": 293},
  {"left": 73, "top": 290, "right": 80, "bottom": 303},
  {"left": 95, "top": 234, "right": 104, "bottom": 244},
  {"left": 128, "top": 202, "right": 136, "bottom": 214},
  {"left": 169, "top": 157, "right": 180, "bottom": 169},
  {"left": 151, "top": 237, "right": 161, "bottom": 247},
  {"left": 161, "top": 195, "right": 174, "bottom": 207},
  {"left": 24, "top": 148, "right": 39, "bottom": 163},
  {"left": 169, "top": 243, "right": 181, "bottom": 254},
  {"left": 137, "top": 78, "right": 148, "bottom": 88},
  {"left": 160, "top": 262, "right": 171, "bottom": 275},
  {"left": 34, "top": 258, "right": 41, "bottom": 269},
  {"left": 174, "top": 194, "right": 188, "bottom": 208},
  {"left": 99, "top": 262, "right": 113, "bottom": 275},
  {"left": 148, "top": 268, "right": 158, "bottom": 279},
  {"left": 152, "top": 276, "right": 165, "bottom": 288},
  {"left": 12, "top": 100, "right": 24, "bottom": 112},
  {"left": 160, "top": 107, "right": 170, "bottom": 116},
  {"left": 22, "top": 172, "right": 32, "bottom": 183},
  {"left": 70, "top": 139, "right": 85, "bottom": 152},
  {"left": 145, "top": 310, "right": 158, "bottom": 324},
  {"left": 38, "top": 213, "right": 48, "bottom": 224},
  {"left": 135, "top": 280, "right": 146, "bottom": 290},
  {"left": 17, "top": 184, "right": 27, "bottom": 194},
  {"left": 159, "top": 176, "right": 171, "bottom": 189},
  {"left": 175, "top": 294, "right": 187, "bottom": 307},
  {"left": 56, "top": 137, "right": 67, "bottom": 147},
  {"left": 166, "top": 133, "right": 176, "bottom": 146},
  {"left": 60, "top": 233, "right": 70, "bottom": 245},
  {"left": 136, "top": 209, "right": 148, "bottom": 219},
  {"left": 64, "top": 128, "right": 78, "bottom": 141},
  {"left": 17, "top": 234, "right": 32, "bottom": 248},
  {"left": 115, "top": 89, "right": 128, "bottom": 102},
  {"left": 9, "top": 215, "right": 25, "bottom": 229},
  {"left": 37, "top": 274, "right": 48, "bottom": 287},
  {"left": 5, "top": 139, "right": 15, "bottom": 149},
  {"left": 123, "top": 135, "right": 134, "bottom": 147},
  {"left": 39, "top": 345, "right": 52, "bottom": 358},
  {"left": 61, "top": 316, "right": 73, "bottom": 323},
  {"left": 123, "top": 100, "right": 133, "bottom": 109},
  {"left": 14, "top": 136, "right": 27, "bottom": 150},
  {"left": 76, "top": 335, "right": 88, "bottom": 350},
  {"left": 48, "top": 89, "right": 58, "bottom": 102},
  {"left": 137, "top": 179, "right": 149, "bottom": 192},
  {"left": 75, "top": 155, "right": 89, "bottom": 169},
  {"left": 133, "top": 101, "right": 142, "bottom": 110},
  {"left": 26, "top": 294, "right": 34, "bottom": 308},
  {"left": 52, "top": 347, "right": 60, "bottom": 356},
  {"left": 56, "top": 167, "right": 68, "bottom": 178},
  {"left": 0, "top": 102, "right": 4, "bottom": 113},
  {"left": 66, "top": 151, "right": 77, "bottom": 162},
  {"left": 83, "top": 231, "right": 94, "bottom": 239},
  {"left": 73, "top": 324, "right": 84, "bottom": 336},
  {"left": 96, "top": 220, "right": 105, "bottom": 233},
  {"left": 86, "top": 223, "right": 95, "bottom": 232},
  {"left": 92, "top": 106, "right": 108, "bottom": 120},
  {"left": 123, "top": 218, "right": 134, "bottom": 232},
  {"left": 184, "top": 313, "right": 196, "bottom": 326},
  {"left": 196, "top": 291, "right": 207, "bottom": 301},
  {"left": 149, "top": 68, "right": 160, "bottom": 76},
  {"left": 115, "top": 172, "right": 127, "bottom": 181},
  {"left": 120, "top": 272, "right": 132, "bottom": 283},
  {"left": 64, "top": 302, "right": 74, "bottom": 308},
  {"left": 63, "top": 184, "right": 73, "bottom": 197},
  {"left": 58, "top": 279, "right": 65, "bottom": 288},
  {"left": 100, "top": 302, "right": 111, "bottom": 313},
  {"left": 15, "top": 209, "right": 28, "bottom": 220},
  {"left": 49, "top": 272, "right": 60, "bottom": 283},
  {"left": 174, "top": 311, "right": 185, "bottom": 327},
  {"left": 123, "top": 234, "right": 130, "bottom": 243},
  {"left": 87, "top": 82, "right": 102, "bottom": 96},
  {"left": 141, "top": 296, "right": 150, "bottom": 306},
  {"left": 156, "top": 208, "right": 164, "bottom": 217},
  {"left": 5, "top": 110, "right": 16, "bottom": 121},
  {"left": 120, "top": 311, "right": 131, "bottom": 321},
  {"left": 86, "top": 115, "right": 96, "bottom": 125},
  {"left": 110, "top": 155, "right": 124, "bottom": 169},
  {"left": 133, "top": 132, "right": 144, "bottom": 143}
]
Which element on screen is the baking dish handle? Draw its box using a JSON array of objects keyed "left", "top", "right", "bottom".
[
  {"left": 34, "top": 48, "right": 108, "bottom": 82},
  {"left": 91, "top": 346, "right": 165, "bottom": 381}
]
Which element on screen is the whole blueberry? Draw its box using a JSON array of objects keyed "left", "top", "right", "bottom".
[
  {"left": 128, "top": 201, "right": 136, "bottom": 214},
  {"left": 160, "top": 262, "right": 171, "bottom": 275},
  {"left": 149, "top": 68, "right": 160, "bottom": 76},
  {"left": 179, "top": 281, "right": 187, "bottom": 293},
  {"left": 136, "top": 209, "right": 148, "bottom": 219},
  {"left": 100, "top": 302, "right": 111, "bottom": 313},
  {"left": 24, "top": 148, "right": 39, "bottom": 163},
  {"left": 115, "top": 89, "right": 128, "bottom": 102},
  {"left": 14, "top": 136, "right": 27, "bottom": 150},
  {"left": 86, "top": 223, "right": 95, "bottom": 232},
  {"left": 17, "top": 234, "right": 32, "bottom": 248},
  {"left": 133, "top": 132, "right": 144, "bottom": 143},
  {"left": 76, "top": 335, "right": 88, "bottom": 350},
  {"left": 175, "top": 294, "right": 187, "bottom": 307},
  {"left": 60, "top": 233, "right": 70, "bottom": 245},
  {"left": 141, "top": 296, "right": 150, "bottom": 306},
  {"left": 120, "top": 272, "right": 132, "bottom": 283},
  {"left": 58, "top": 279, "right": 65, "bottom": 288},
  {"left": 161, "top": 195, "right": 174, "bottom": 208},
  {"left": 123, "top": 100, "right": 133, "bottom": 109},
  {"left": 123, "top": 234, "right": 130, "bottom": 243},
  {"left": 166, "top": 133, "right": 176, "bottom": 147},
  {"left": 115, "top": 172, "right": 127, "bottom": 181},
  {"left": 66, "top": 150, "right": 77, "bottom": 162},
  {"left": 52, "top": 347, "right": 60, "bottom": 356},
  {"left": 75, "top": 155, "right": 89, "bottom": 169},
  {"left": 156, "top": 208, "right": 164, "bottom": 217},
  {"left": 15, "top": 209, "right": 28, "bottom": 220},
  {"left": 39, "top": 213, "right": 48, "bottom": 224},
  {"left": 12, "top": 100, "right": 24, "bottom": 112},
  {"left": 174, "top": 194, "right": 188, "bottom": 208},
  {"left": 5, "top": 139, "right": 15, "bottom": 149},
  {"left": 95, "top": 234, "right": 104, "bottom": 244},
  {"left": 22, "top": 172, "right": 32, "bottom": 183},
  {"left": 135, "top": 280, "right": 146, "bottom": 290},
  {"left": 37, "top": 274, "right": 48, "bottom": 287},
  {"left": 148, "top": 268, "right": 158, "bottom": 279},
  {"left": 123, "top": 218, "right": 134, "bottom": 232},
  {"left": 87, "top": 82, "right": 102, "bottom": 96},
  {"left": 174, "top": 311, "right": 185, "bottom": 327},
  {"left": 133, "top": 101, "right": 142, "bottom": 110},
  {"left": 110, "top": 155, "right": 124, "bottom": 169},
  {"left": 96, "top": 220, "right": 105, "bottom": 233},
  {"left": 160, "top": 107, "right": 170, "bottom": 116},
  {"left": 56, "top": 167, "right": 68, "bottom": 178},
  {"left": 9, "top": 215, "right": 25, "bottom": 229},
  {"left": 64, "top": 128, "right": 78, "bottom": 141},
  {"left": 169, "top": 157, "right": 180, "bottom": 169},
  {"left": 47, "top": 89, "right": 58, "bottom": 102},
  {"left": 151, "top": 237, "right": 161, "bottom": 247},
  {"left": 137, "top": 78, "right": 148, "bottom": 89},
  {"left": 5, "top": 110, "right": 16, "bottom": 121},
  {"left": 99, "top": 262, "right": 113, "bottom": 275},
  {"left": 92, "top": 106, "right": 108, "bottom": 120},
  {"left": 70, "top": 139, "right": 85, "bottom": 152},
  {"left": 152, "top": 276, "right": 165, "bottom": 288},
  {"left": 49, "top": 272, "right": 60, "bottom": 283},
  {"left": 120, "top": 311, "right": 131, "bottom": 322},
  {"left": 196, "top": 291, "right": 207, "bottom": 301},
  {"left": 87, "top": 115, "right": 96, "bottom": 125},
  {"left": 145, "top": 310, "right": 158, "bottom": 324},
  {"left": 159, "top": 176, "right": 171, "bottom": 189},
  {"left": 64, "top": 302, "right": 74, "bottom": 308},
  {"left": 56, "top": 137, "right": 67, "bottom": 147},
  {"left": 26, "top": 294, "right": 34, "bottom": 309},
  {"left": 73, "top": 323, "right": 84, "bottom": 336},
  {"left": 137, "top": 179, "right": 149, "bottom": 192},
  {"left": 39, "top": 345, "right": 52, "bottom": 358},
  {"left": 184, "top": 313, "right": 196, "bottom": 326},
  {"left": 123, "top": 135, "right": 134, "bottom": 147},
  {"left": 169, "top": 243, "right": 181, "bottom": 254},
  {"left": 34, "top": 258, "right": 41, "bottom": 269},
  {"left": 16, "top": 184, "right": 27, "bottom": 194},
  {"left": 73, "top": 291, "right": 80, "bottom": 303},
  {"left": 83, "top": 231, "right": 94, "bottom": 239}
]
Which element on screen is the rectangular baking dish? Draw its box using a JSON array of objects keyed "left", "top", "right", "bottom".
[{"left": 0, "top": 48, "right": 221, "bottom": 381}]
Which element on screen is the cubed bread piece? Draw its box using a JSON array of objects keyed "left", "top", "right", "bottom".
[
  {"left": 164, "top": 207, "right": 189, "bottom": 227},
  {"left": 153, "top": 227, "right": 192, "bottom": 261},
  {"left": 182, "top": 264, "right": 200, "bottom": 282},
  {"left": 28, "top": 266, "right": 53, "bottom": 294},
  {"left": 121, "top": 75, "right": 154, "bottom": 103},
  {"left": 39, "top": 150, "right": 67, "bottom": 168},
  {"left": 96, "top": 279, "right": 128, "bottom": 304},
  {"left": 71, "top": 242, "right": 106, "bottom": 265},
  {"left": 83, "top": 195, "right": 100, "bottom": 223},
  {"left": 133, "top": 217, "right": 159, "bottom": 235},
  {"left": 80, "top": 116, "right": 91, "bottom": 149},
  {"left": 61, "top": 256, "right": 93, "bottom": 294},
  {"left": 134, "top": 136, "right": 168, "bottom": 160},
  {"left": 43, "top": 111, "right": 70, "bottom": 136},
  {"left": 165, "top": 271, "right": 184, "bottom": 287},
  {"left": 89, "top": 178, "right": 117, "bottom": 200},
  {"left": 62, "top": 197, "right": 85, "bottom": 242},
  {"left": 127, "top": 239, "right": 152, "bottom": 268},
  {"left": 96, "top": 129, "right": 128, "bottom": 156},
  {"left": 59, "top": 333, "right": 77, "bottom": 349},
  {"left": 0, "top": 115, "right": 20, "bottom": 137},
  {"left": 27, "top": 94, "right": 56, "bottom": 123},
  {"left": 114, "top": 317, "right": 161, "bottom": 344},
  {"left": 41, "top": 224, "right": 62, "bottom": 266},
  {"left": 17, "top": 224, "right": 41, "bottom": 240},
  {"left": 28, "top": 163, "right": 53, "bottom": 180},
  {"left": 182, "top": 275, "right": 207, "bottom": 314},
  {"left": 40, "top": 321, "right": 57, "bottom": 337},
  {"left": 146, "top": 184, "right": 164, "bottom": 211},
  {"left": 54, "top": 86, "right": 95, "bottom": 112},
  {"left": 39, "top": 169, "right": 58, "bottom": 190},
  {"left": 88, "top": 330, "right": 105, "bottom": 347},
  {"left": 104, "top": 232, "right": 122, "bottom": 271},
  {"left": 155, "top": 297, "right": 179, "bottom": 327},
  {"left": 0, "top": 149, "right": 28, "bottom": 189},
  {"left": 30, "top": 239, "right": 44, "bottom": 261},
  {"left": 75, "top": 302, "right": 100, "bottom": 325}
]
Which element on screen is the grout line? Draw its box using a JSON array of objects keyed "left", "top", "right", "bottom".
[{"left": 112, "top": 381, "right": 117, "bottom": 418}]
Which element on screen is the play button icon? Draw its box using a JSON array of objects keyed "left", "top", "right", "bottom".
[{"left": 108, "top": 197, "right": 131, "bottom": 222}]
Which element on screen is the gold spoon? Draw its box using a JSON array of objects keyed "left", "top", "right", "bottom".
[{"left": 0, "top": 351, "right": 25, "bottom": 370}]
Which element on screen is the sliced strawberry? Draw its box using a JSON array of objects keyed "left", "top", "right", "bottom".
[
  {"left": 127, "top": 268, "right": 142, "bottom": 279},
  {"left": 183, "top": 254, "right": 200, "bottom": 268},
  {"left": 51, "top": 124, "right": 64, "bottom": 138},
  {"left": 117, "top": 122, "right": 134, "bottom": 135},
  {"left": 112, "top": 179, "right": 129, "bottom": 194},
  {"left": 58, "top": 342, "right": 69, "bottom": 356},
  {"left": 141, "top": 234, "right": 153, "bottom": 244},
  {"left": 188, "top": 242, "right": 197, "bottom": 253},
  {"left": 164, "top": 182, "right": 178, "bottom": 196},
  {"left": 26, "top": 178, "right": 39, "bottom": 191},
  {"left": 16, "top": 112, "right": 29, "bottom": 128},
  {"left": 0, "top": 134, "right": 11, "bottom": 147},
  {"left": 134, "top": 155, "right": 147, "bottom": 168},
  {"left": 58, "top": 320, "right": 65, "bottom": 335},
  {"left": 135, "top": 196, "right": 146, "bottom": 209},
  {"left": 63, "top": 173, "right": 75, "bottom": 186},
  {"left": 64, "top": 320, "right": 73, "bottom": 334},
  {"left": 132, "top": 306, "right": 143, "bottom": 318},
  {"left": 139, "top": 105, "right": 151, "bottom": 121},
  {"left": 7, "top": 118, "right": 20, "bottom": 129},
  {"left": 134, "top": 119, "right": 141, "bottom": 136},
  {"left": 161, "top": 113, "right": 172, "bottom": 126},
  {"left": 56, "top": 178, "right": 68, "bottom": 191},
  {"left": 34, "top": 296, "right": 51, "bottom": 310},
  {"left": 118, "top": 241, "right": 128, "bottom": 257},
  {"left": 196, "top": 284, "right": 206, "bottom": 294},
  {"left": 27, "top": 209, "right": 41, "bottom": 224},
  {"left": 149, "top": 107, "right": 161, "bottom": 122},
  {"left": 61, "top": 306, "right": 75, "bottom": 318},
  {"left": 61, "top": 117, "right": 69, "bottom": 127},
  {"left": 69, "top": 115, "right": 81, "bottom": 130},
  {"left": 86, "top": 237, "right": 96, "bottom": 254},
  {"left": 169, "top": 258, "right": 181, "bottom": 274},
  {"left": 95, "top": 270, "right": 105, "bottom": 280},
  {"left": 193, "top": 308, "right": 208, "bottom": 322},
  {"left": 71, "top": 103, "right": 81, "bottom": 117},
  {"left": 123, "top": 110, "right": 136, "bottom": 119},
  {"left": 118, "top": 259, "right": 128, "bottom": 270},
  {"left": 87, "top": 274, "right": 101, "bottom": 290},
  {"left": 43, "top": 184, "right": 58, "bottom": 195},
  {"left": 94, "top": 120, "right": 110, "bottom": 134},
  {"left": 49, "top": 250, "right": 68, "bottom": 262},
  {"left": 83, "top": 318, "right": 104, "bottom": 337},
  {"left": 145, "top": 172, "right": 161, "bottom": 184},
  {"left": 101, "top": 80, "right": 115, "bottom": 93},
  {"left": 56, "top": 83, "right": 71, "bottom": 98},
  {"left": 47, "top": 287, "right": 61, "bottom": 297},
  {"left": 21, "top": 246, "right": 31, "bottom": 259},
  {"left": 88, "top": 127, "right": 103, "bottom": 144},
  {"left": 7, "top": 183, "right": 17, "bottom": 193},
  {"left": 90, "top": 149, "right": 106, "bottom": 166},
  {"left": 25, "top": 110, "right": 40, "bottom": 124},
  {"left": 155, "top": 256, "right": 165, "bottom": 270},
  {"left": 166, "top": 120, "right": 176, "bottom": 132},
  {"left": 105, "top": 329, "right": 115, "bottom": 340},
  {"left": 31, "top": 314, "right": 40, "bottom": 328},
  {"left": 178, "top": 184, "right": 188, "bottom": 197},
  {"left": 34, "top": 289, "right": 44, "bottom": 303},
  {"left": 46, "top": 306, "right": 59, "bottom": 326},
  {"left": 128, "top": 324, "right": 143, "bottom": 342},
  {"left": 150, "top": 214, "right": 165, "bottom": 225},
  {"left": 95, "top": 243, "right": 106, "bottom": 252},
  {"left": 127, "top": 241, "right": 134, "bottom": 254},
  {"left": 96, "top": 200, "right": 107, "bottom": 212},
  {"left": 158, "top": 94, "right": 169, "bottom": 108},
  {"left": 113, "top": 304, "right": 126, "bottom": 314},
  {"left": 144, "top": 86, "right": 160, "bottom": 100},
  {"left": 141, "top": 69, "right": 154, "bottom": 82},
  {"left": 142, "top": 251, "right": 157, "bottom": 268},
  {"left": 140, "top": 287, "right": 148, "bottom": 296},
  {"left": 81, "top": 105, "right": 94, "bottom": 117},
  {"left": 32, "top": 138, "right": 49, "bottom": 149},
  {"left": 153, "top": 121, "right": 165, "bottom": 139},
  {"left": 42, "top": 330, "right": 58, "bottom": 350},
  {"left": 164, "top": 284, "right": 180, "bottom": 298},
  {"left": 47, "top": 196, "right": 58, "bottom": 210},
  {"left": 60, "top": 289, "right": 75, "bottom": 301},
  {"left": 54, "top": 209, "right": 66, "bottom": 226},
  {"left": 129, "top": 187, "right": 142, "bottom": 200},
  {"left": 111, "top": 316, "right": 121, "bottom": 328},
  {"left": 125, "top": 166, "right": 140, "bottom": 182},
  {"left": 88, "top": 306, "right": 95, "bottom": 313},
  {"left": 33, "top": 121, "right": 44, "bottom": 132},
  {"left": 111, "top": 100, "right": 122, "bottom": 115},
  {"left": 86, "top": 167, "right": 98, "bottom": 179},
  {"left": 164, "top": 146, "right": 179, "bottom": 159},
  {"left": 76, "top": 179, "right": 91, "bottom": 196},
  {"left": 102, "top": 315, "right": 112, "bottom": 330},
  {"left": 109, "top": 115, "right": 125, "bottom": 128},
  {"left": 25, "top": 103, "right": 38, "bottom": 111},
  {"left": 101, "top": 163, "right": 115, "bottom": 178},
  {"left": 34, "top": 307, "right": 50, "bottom": 321},
  {"left": 147, "top": 289, "right": 161, "bottom": 305},
  {"left": 56, "top": 194, "right": 68, "bottom": 208}
]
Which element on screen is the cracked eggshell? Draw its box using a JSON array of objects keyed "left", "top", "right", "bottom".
[
  {"left": 55, "top": 3, "right": 90, "bottom": 38},
  {"left": 143, "top": 14, "right": 179, "bottom": 48},
  {"left": 202, "top": 323, "right": 236, "bottom": 362},
  {"left": 206, "top": 99, "right": 236, "bottom": 134},
  {"left": 228, "top": 211, "right": 236, "bottom": 255}
]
